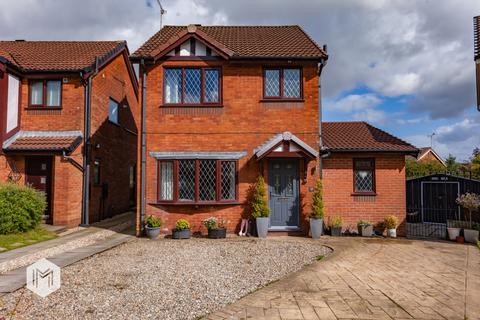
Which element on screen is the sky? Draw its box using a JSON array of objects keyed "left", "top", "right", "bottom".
[{"left": 0, "top": 0, "right": 479, "bottom": 161}]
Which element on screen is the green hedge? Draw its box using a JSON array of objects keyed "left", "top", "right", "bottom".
[{"left": 0, "top": 183, "right": 46, "bottom": 234}]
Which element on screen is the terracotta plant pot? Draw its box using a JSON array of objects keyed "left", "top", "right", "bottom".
[{"left": 456, "top": 236, "right": 465, "bottom": 244}]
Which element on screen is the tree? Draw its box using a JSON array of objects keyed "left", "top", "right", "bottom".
[
  {"left": 250, "top": 176, "right": 270, "bottom": 218},
  {"left": 470, "top": 148, "right": 480, "bottom": 179},
  {"left": 310, "top": 179, "right": 324, "bottom": 219},
  {"left": 445, "top": 154, "right": 460, "bottom": 175},
  {"left": 406, "top": 159, "right": 445, "bottom": 179}
]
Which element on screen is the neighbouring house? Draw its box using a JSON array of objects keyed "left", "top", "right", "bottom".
[
  {"left": 475, "top": 16, "right": 480, "bottom": 111},
  {"left": 131, "top": 24, "right": 418, "bottom": 236},
  {"left": 0, "top": 41, "right": 138, "bottom": 227},
  {"left": 321, "top": 122, "right": 418, "bottom": 235},
  {"left": 407, "top": 147, "right": 446, "bottom": 167}
]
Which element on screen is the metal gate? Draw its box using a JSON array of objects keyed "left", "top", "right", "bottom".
[{"left": 406, "top": 174, "right": 480, "bottom": 239}]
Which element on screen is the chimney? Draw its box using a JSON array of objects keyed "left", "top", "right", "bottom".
[{"left": 475, "top": 16, "right": 480, "bottom": 111}]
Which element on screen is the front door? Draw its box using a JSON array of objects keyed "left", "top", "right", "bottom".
[
  {"left": 25, "top": 157, "right": 53, "bottom": 224},
  {"left": 268, "top": 159, "right": 299, "bottom": 229}
]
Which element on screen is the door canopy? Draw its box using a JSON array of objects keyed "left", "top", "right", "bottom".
[{"left": 254, "top": 132, "right": 318, "bottom": 160}]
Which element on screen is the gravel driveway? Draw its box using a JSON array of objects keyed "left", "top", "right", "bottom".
[{"left": 0, "top": 236, "right": 331, "bottom": 320}]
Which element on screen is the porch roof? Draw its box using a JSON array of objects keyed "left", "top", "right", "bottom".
[
  {"left": 3, "top": 131, "right": 82, "bottom": 153},
  {"left": 150, "top": 151, "right": 247, "bottom": 160},
  {"left": 254, "top": 132, "right": 318, "bottom": 159}
]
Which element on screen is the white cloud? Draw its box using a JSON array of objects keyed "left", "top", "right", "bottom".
[
  {"left": 352, "top": 108, "right": 388, "bottom": 125},
  {"left": 327, "top": 93, "right": 381, "bottom": 112},
  {"left": 376, "top": 73, "right": 422, "bottom": 96}
]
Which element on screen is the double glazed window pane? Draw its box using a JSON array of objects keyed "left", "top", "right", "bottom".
[
  {"left": 204, "top": 69, "right": 219, "bottom": 103},
  {"left": 184, "top": 69, "right": 201, "bottom": 103},
  {"left": 179, "top": 160, "right": 195, "bottom": 201},
  {"left": 160, "top": 162, "right": 173, "bottom": 200},
  {"left": 30, "top": 81, "right": 43, "bottom": 105},
  {"left": 355, "top": 170, "right": 373, "bottom": 192},
  {"left": 46, "top": 81, "right": 61, "bottom": 106},
  {"left": 265, "top": 69, "right": 280, "bottom": 97},
  {"left": 199, "top": 160, "right": 216, "bottom": 201},
  {"left": 108, "top": 99, "right": 119, "bottom": 124},
  {"left": 164, "top": 69, "right": 182, "bottom": 103},
  {"left": 283, "top": 69, "right": 300, "bottom": 98}
]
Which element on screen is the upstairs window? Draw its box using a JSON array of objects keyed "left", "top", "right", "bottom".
[
  {"left": 163, "top": 67, "right": 221, "bottom": 106},
  {"left": 353, "top": 158, "right": 375, "bottom": 194},
  {"left": 29, "top": 80, "right": 62, "bottom": 108},
  {"left": 158, "top": 159, "right": 237, "bottom": 203},
  {"left": 263, "top": 68, "right": 302, "bottom": 99},
  {"left": 108, "top": 98, "right": 119, "bottom": 124}
]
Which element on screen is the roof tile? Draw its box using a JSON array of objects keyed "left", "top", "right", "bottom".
[
  {"left": 132, "top": 25, "right": 326, "bottom": 59},
  {"left": 323, "top": 122, "right": 418, "bottom": 154}
]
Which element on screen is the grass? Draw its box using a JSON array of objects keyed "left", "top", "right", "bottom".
[
  {"left": 316, "top": 255, "right": 325, "bottom": 261},
  {"left": 0, "top": 228, "right": 57, "bottom": 251}
]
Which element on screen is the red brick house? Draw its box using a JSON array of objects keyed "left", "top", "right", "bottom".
[
  {"left": 0, "top": 41, "right": 138, "bottom": 227},
  {"left": 131, "top": 25, "right": 418, "bottom": 236}
]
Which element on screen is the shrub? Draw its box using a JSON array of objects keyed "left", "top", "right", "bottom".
[
  {"left": 329, "top": 216, "right": 343, "bottom": 228},
  {"left": 456, "top": 193, "right": 480, "bottom": 229},
  {"left": 251, "top": 176, "right": 270, "bottom": 218},
  {"left": 145, "top": 215, "right": 162, "bottom": 228},
  {"left": 203, "top": 217, "right": 217, "bottom": 230},
  {"left": 384, "top": 215, "right": 398, "bottom": 229},
  {"left": 0, "top": 183, "right": 46, "bottom": 235},
  {"left": 357, "top": 220, "right": 372, "bottom": 227},
  {"left": 310, "top": 179, "right": 324, "bottom": 220},
  {"left": 175, "top": 219, "right": 190, "bottom": 230}
]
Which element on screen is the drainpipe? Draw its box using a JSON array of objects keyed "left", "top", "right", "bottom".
[
  {"left": 318, "top": 45, "right": 329, "bottom": 179},
  {"left": 80, "top": 58, "right": 98, "bottom": 227},
  {"left": 137, "top": 59, "right": 147, "bottom": 236}
]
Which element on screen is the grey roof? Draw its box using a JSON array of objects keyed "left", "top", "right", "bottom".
[
  {"left": 150, "top": 151, "right": 247, "bottom": 160},
  {"left": 254, "top": 132, "right": 318, "bottom": 158}
]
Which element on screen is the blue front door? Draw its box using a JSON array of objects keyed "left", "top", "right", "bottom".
[{"left": 268, "top": 159, "right": 299, "bottom": 229}]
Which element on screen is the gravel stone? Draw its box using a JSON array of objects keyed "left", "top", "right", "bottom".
[{"left": 0, "top": 237, "right": 331, "bottom": 320}]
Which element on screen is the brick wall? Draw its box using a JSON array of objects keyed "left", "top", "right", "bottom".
[
  {"left": 140, "top": 59, "right": 320, "bottom": 234},
  {"left": 322, "top": 153, "right": 407, "bottom": 236}
]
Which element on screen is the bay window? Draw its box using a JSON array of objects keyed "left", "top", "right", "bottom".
[
  {"left": 163, "top": 67, "right": 221, "bottom": 105},
  {"left": 353, "top": 158, "right": 375, "bottom": 194},
  {"left": 29, "top": 80, "right": 62, "bottom": 108},
  {"left": 158, "top": 159, "right": 237, "bottom": 203},
  {"left": 263, "top": 67, "right": 302, "bottom": 99}
]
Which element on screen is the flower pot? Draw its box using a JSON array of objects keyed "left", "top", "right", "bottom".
[
  {"left": 310, "top": 218, "right": 323, "bottom": 239},
  {"left": 447, "top": 227, "right": 461, "bottom": 241},
  {"left": 331, "top": 226, "right": 342, "bottom": 237},
  {"left": 456, "top": 236, "right": 465, "bottom": 244},
  {"left": 172, "top": 228, "right": 191, "bottom": 239},
  {"left": 208, "top": 228, "right": 226, "bottom": 239},
  {"left": 358, "top": 225, "right": 373, "bottom": 237},
  {"left": 145, "top": 226, "right": 161, "bottom": 239},
  {"left": 256, "top": 217, "right": 269, "bottom": 238},
  {"left": 463, "top": 229, "right": 479, "bottom": 243},
  {"left": 387, "top": 228, "right": 397, "bottom": 238}
]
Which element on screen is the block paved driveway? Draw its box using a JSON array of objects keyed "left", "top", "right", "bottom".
[{"left": 207, "top": 237, "right": 480, "bottom": 320}]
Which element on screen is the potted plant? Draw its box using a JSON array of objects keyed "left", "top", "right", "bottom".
[
  {"left": 447, "top": 221, "right": 462, "bottom": 241},
  {"left": 384, "top": 215, "right": 398, "bottom": 238},
  {"left": 172, "top": 219, "right": 191, "bottom": 239},
  {"left": 203, "top": 217, "right": 227, "bottom": 239},
  {"left": 309, "top": 179, "right": 324, "bottom": 239},
  {"left": 251, "top": 176, "right": 270, "bottom": 238},
  {"left": 329, "top": 216, "right": 343, "bottom": 236},
  {"left": 456, "top": 193, "right": 480, "bottom": 243},
  {"left": 145, "top": 215, "right": 162, "bottom": 239},
  {"left": 357, "top": 220, "right": 373, "bottom": 237}
]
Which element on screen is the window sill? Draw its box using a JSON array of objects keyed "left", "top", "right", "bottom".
[
  {"left": 351, "top": 192, "right": 377, "bottom": 196},
  {"left": 260, "top": 99, "right": 304, "bottom": 103},
  {"left": 26, "top": 106, "right": 62, "bottom": 110},
  {"left": 160, "top": 105, "right": 223, "bottom": 108},
  {"left": 151, "top": 201, "right": 240, "bottom": 206}
]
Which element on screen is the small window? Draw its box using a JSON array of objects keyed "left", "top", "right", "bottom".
[
  {"left": 93, "top": 159, "right": 101, "bottom": 185},
  {"left": 29, "top": 80, "right": 62, "bottom": 108},
  {"left": 163, "top": 67, "right": 221, "bottom": 105},
  {"left": 353, "top": 159, "right": 375, "bottom": 194},
  {"left": 108, "top": 98, "right": 119, "bottom": 124},
  {"left": 263, "top": 68, "right": 302, "bottom": 99},
  {"left": 158, "top": 159, "right": 237, "bottom": 204}
]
